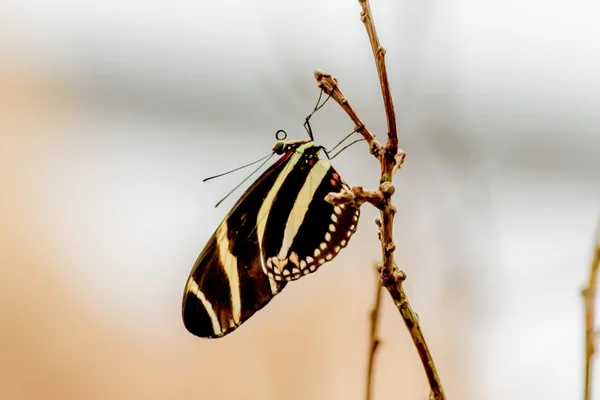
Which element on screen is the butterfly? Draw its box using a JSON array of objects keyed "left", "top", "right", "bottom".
[{"left": 182, "top": 94, "right": 362, "bottom": 338}]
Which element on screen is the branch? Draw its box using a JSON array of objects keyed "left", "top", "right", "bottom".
[
  {"left": 317, "top": 1, "right": 445, "bottom": 399},
  {"left": 313, "top": 70, "right": 406, "bottom": 172},
  {"left": 325, "top": 183, "right": 394, "bottom": 211},
  {"left": 358, "top": 0, "right": 397, "bottom": 152},
  {"left": 381, "top": 269, "right": 445, "bottom": 400},
  {"left": 366, "top": 266, "right": 384, "bottom": 400},
  {"left": 582, "top": 220, "right": 600, "bottom": 400},
  {"left": 314, "top": 70, "right": 382, "bottom": 157}
]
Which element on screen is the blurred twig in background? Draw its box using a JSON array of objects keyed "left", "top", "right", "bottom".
[
  {"left": 582, "top": 220, "right": 600, "bottom": 400},
  {"left": 317, "top": 1, "right": 446, "bottom": 399},
  {"left": 366, "top": 266, "right": 383, "bottom": 400}
]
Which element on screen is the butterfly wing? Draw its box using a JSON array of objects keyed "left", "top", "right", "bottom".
[
  {"left": 182, "top": 151, "right": 295, "bottom": 338},
  {"left": 182, "top": 142, "right": 360, "bottom": 339},
  {"left": 259, "top": 146, "right": 360, "bottom": 281}
]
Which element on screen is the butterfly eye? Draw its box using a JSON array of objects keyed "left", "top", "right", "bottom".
[{"left": 272, "top": 141, "right": 286, "bottom": 154}]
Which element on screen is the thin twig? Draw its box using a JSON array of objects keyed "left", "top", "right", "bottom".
[
  {"left": 358, "top": 0, "right": 397, "bottom": 152},
  {"left": 366, "top": 266, "right": 383, "bottom": 400},
  {"left": 314, "top": 70, "right": 381, "bottom": 156},
  {"left": 582, "top": 220, "right": 600, "bottom": 400},
  {"left": 381, "top": 269, "right": 444, "bottom": 400},
  {"left": 316, "top": 1, "right": 445, "bottom": 399}
]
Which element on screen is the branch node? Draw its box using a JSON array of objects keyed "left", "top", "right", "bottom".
[
  {"left": 386, "top": 242, "right": 396, "bottom": 254},
  {"left": 394, "top": 268, "right": 407, "bottom": 282},
  {"left": 380, "top": 182, "right": 395, "bottom": 198},
  {"left": 392, "top": 150, "right": 407, "bottom": 175},
  {"left": 370, "top": 141, "right": 381, "bottom": 157}
]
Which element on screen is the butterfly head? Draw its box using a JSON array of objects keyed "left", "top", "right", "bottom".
[{"left": 272, "top": 139, "right": 314, "bottom": 155}]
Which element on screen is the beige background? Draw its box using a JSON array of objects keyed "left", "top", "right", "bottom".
[{"left": 1, "top": 1, "right": 599, "bottom": 399}]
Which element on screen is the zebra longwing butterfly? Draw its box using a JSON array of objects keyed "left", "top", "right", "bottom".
[{"left": 182, "top": 133, "right": 360, "bottom": 339}]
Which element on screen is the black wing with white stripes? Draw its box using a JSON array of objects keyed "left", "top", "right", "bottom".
[{"left": 182, "top": 140, "right": 359, "bottom": 338}]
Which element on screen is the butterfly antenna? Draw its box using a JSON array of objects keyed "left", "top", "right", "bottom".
[
  {"left": 322, "top": 124, "right": 365, "bottom": 160},
  {"left": 213, "top": 152, "right": 276, "bottom": 208},
  {"left": 326, "top": 138, "right": 365, "bottom": 160},
  {"left": 203, "top": 152, "right": 274, "bottom": 182},
  {"left": 327, "top": 130, "right": 358, "bottom": 154}
]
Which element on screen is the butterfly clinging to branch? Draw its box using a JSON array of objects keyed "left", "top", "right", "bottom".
[{"left": 182, "top": 91, "right": 363, "bottom": 338}]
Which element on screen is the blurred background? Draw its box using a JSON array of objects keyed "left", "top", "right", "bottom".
[{"left": 1, "top": 0, "right": 599, "bottom": 399}]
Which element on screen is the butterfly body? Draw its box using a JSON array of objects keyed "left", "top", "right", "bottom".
[{"left": 182, "top": 139, "right": 359, "bottom": 338}]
